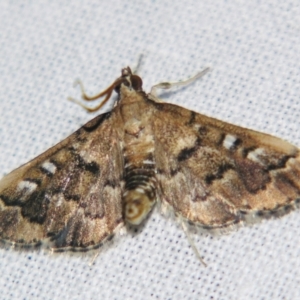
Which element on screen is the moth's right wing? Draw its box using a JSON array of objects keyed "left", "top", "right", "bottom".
[{"left": 152, "top": 102, "right": 300, "bottom": 231}]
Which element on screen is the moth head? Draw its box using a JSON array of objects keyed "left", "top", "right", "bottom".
[
  {"left": 114, "top": 67, "right": 143, "bottom": 95},
  {"left": 124, "top": 189, "right": 155, "bottom": 225}
]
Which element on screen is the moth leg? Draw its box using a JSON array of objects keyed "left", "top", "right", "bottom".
[
  {"left": 89, "top": 251, "right": 100, "bottom": 266},
  {"left": 150, "top": 67, "right": 210, "bottom": 98},
  {"left": 71, "top": 79, "right": 117, "bottom": 101},
  {"left": 68, "top": 79, "right": 115, "bottom": 112},
  {"left": 180, "top": 218, "right": 207, "bottom": 267}
]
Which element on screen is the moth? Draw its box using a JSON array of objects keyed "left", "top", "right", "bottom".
[{"left": 0, "top": 66, "right": 299, "bottom": 259}]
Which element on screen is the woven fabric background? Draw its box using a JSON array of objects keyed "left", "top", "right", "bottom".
[{"left": 0, "top": 1, "right": 299, "bottom": 299}]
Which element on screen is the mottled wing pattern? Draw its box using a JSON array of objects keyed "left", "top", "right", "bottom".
[
  {"left": 153, "top": 102, "right": 300, "bottom": 230},
  {"left": 0, "top": 112, "right": 124, "bottom": 251}
]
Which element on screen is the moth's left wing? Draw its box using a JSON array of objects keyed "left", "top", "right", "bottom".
[
  {"left": 152, "top": 102, "right": 300, "bottom": 230},
  {"left": 0, "top": 113, "right": 124, "bottom": 251}
]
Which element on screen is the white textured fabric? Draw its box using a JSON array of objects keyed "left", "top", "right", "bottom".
[{"left": 0, "top": 1, "right": 299, "bottom": 299}]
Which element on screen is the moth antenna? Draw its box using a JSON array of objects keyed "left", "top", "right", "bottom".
[{"left": 132, "top": 53, "right": 144, "bottom": 75}]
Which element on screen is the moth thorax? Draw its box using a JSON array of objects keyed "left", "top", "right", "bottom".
[{"left": 124, "top": 189, "right": 155, "bottom": 225}]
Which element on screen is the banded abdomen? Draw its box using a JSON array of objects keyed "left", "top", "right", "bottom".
[{"left": 123, "top": 151, "right": 157, "bottom": 225}]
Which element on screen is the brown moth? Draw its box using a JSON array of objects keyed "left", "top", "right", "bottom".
[{"left": 0, "top": 66, "right": 299, "bottom": 258}]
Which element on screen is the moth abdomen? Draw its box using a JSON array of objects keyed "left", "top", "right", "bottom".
[{"left": 123, "top": 167, "right": 156, "bottom": 225}]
